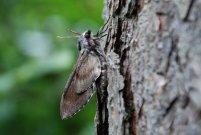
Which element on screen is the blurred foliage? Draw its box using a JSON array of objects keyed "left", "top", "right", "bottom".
[{"left": 0, "top": 0, "right": 103, "bottom": 135}]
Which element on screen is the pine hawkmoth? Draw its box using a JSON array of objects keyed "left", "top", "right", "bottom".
[{"left": 59, "top": 28, "right": 107, "bottom": 120}]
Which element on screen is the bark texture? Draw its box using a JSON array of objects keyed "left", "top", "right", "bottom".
[{"left": 96, "top": 0, "right": 201, "bottom": 135}]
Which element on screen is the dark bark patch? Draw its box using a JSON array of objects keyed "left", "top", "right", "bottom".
[
  {"left": 122, "top": 65, "right": 135, "bottom": 135},
  {"left": 183, "top": 0, "right": 195, "bottom": 22},
  {"left": 96, "top": 77, "right": 109, "bottom": 135},
  {"left": 115, "top": 0, "right": 126, "bottom": 15},
  {"left": 157, "top": 15, "right": 165, "bottom": 31},
  {"left": 114, "top": 18, "right": 123, "bottom": 55},
  {"left": 126, "top": 0, "right": 143, "bottom": 18},
  {"left": 163, "top": 97, "right": 178, "bottom": 117},
  {"left": 164, "top": 32, "right": 180, "bottom": 75},
  {"left": 138, "top": 98, "right": 145, "bottom": 120}
]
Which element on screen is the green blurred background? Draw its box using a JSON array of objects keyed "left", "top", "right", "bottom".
[{"left": 0, "top": 0, "right": 104, "bottom": 135}]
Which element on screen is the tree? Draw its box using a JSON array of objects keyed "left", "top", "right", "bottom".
[{"left": 95, "top": 0, "right": 201, "bottom": 135}]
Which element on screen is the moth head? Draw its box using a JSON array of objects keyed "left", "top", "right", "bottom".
[
  {"left": 57, "top": 29, "right": 99, "bottom": 51},
  {"left": 78, "top": 30, "right": 94, "bottom": 51},
  {"left": 84, "top": 30, "right": 92, "bottom": 39}
]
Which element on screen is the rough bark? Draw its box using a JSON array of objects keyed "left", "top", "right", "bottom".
[{"left": 96, "top": 0, "right": 201, "bottom": 135}]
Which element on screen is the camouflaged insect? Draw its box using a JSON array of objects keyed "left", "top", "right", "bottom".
[{"left": 60, "top": 30, "right": 107, "bottom": 119}]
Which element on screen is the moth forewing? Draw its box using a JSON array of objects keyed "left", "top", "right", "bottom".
[
  {"left": 60, "top": 85, "right": 94, "bottom": 119},
  {"left": 75, "top": 52, "right": 101, "bottom": 94},
  {"left": 60, "top": 47, "right": 101, "bottom": 119},
  {"left": 60, "top": 29, "right": 105, "bottom": 119}
]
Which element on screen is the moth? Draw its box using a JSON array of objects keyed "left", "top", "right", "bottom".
[{"left": 59, "top": 29, "right": 107, "bottom": 120}]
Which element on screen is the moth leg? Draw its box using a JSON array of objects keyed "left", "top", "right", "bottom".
[{"left": 95, "top": 16, "right": 111, "bottom": 37}]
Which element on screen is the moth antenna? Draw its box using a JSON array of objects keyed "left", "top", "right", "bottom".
[
  {"left": 67, "top": 29, "right": 81, "bottom": 35},
  {"left": 57, "top": 36, "right": 80, "bottom": 39}
]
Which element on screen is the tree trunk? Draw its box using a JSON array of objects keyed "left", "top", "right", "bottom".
[{"left": 95, "top": 0, "right": 201, "bottom": 135}]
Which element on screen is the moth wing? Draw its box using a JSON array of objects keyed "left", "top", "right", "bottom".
[
  {"left": 75, "top": 52, "right": 101, "bottom": 94},
  {"left": 60, "top": 86, "right": 94, "bottom": 119},
  {"left": 60, "top": 50, "right": 101, "bottom": 119}
]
